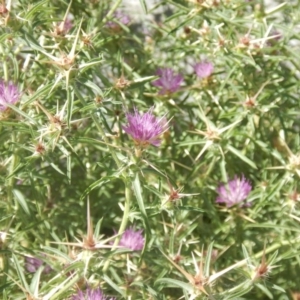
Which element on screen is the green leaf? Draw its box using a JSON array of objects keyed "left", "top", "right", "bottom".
[
  {"left": 82, "top": 80, "right": 104, "bottom": 96},
  {"left": 24, "top": 0, "right": 49, "bottom": 20},
  {"left": 204, "top": 242, "right": 214, "bottom": 277},
  {"left": 132, "top": 173, "right": 147, "bottom": 220},
  {"left": 29, "top": 266, "right": 43, "bottom": 297},
  {"left": 42, "top": 246, "right": 72, "bottom": 263},
  {"left": 12, "top": 253, "right": 30, "bottom": 292},
  {"left": 129, "top": 76, "right": 157, "bottom": 89},
  {"left": 42, "top": 273, "right": 80, "bottom": 300},
  {"left": 222, "top": 280, "right": 253, "bottom": 299},
  {"left": 103, "top": 274, "right": 125, "bottom": 297},
  {"left": 13, "top": 189, "right": 30, "bottom": 215},
  {"left": 246, "top": 223, "right": 300, "bottom": 233},
  {"left": 176, "top": 206, "right": 204, "bottom": 212},
  {"left": 80, "top": 176, "right": 113, "bottom": 201},
  {"left": 6, "top": 162, "right": 28, "bottom": 179},
  {"left": 255, "top": 283, "right": 274, "bottom": 299},
  {"left": 154, "top": 278, "right": 193, "bottom": 292},
  {"left": 5, "top": 103, "right": 36, "bottom": 124},
  {"left": 79, "top": 57, "right": 104, "bottom": 74},
  {"left": 50, "top": 162, "right": 66, "bottom": 176},
  {"left": 66, "top": 86, "right": 74, "bottom": 128},
  {"left": 227, "top": 145, "right": 257, "bottom": 169},
  {"left": 139, "top": 0, "right": 147, "bottom": 13},
  {"left": 23, "top": 83, "right": 53, "bottom": 106},
  {"left": 271, "top": 284, "right": 286, "bottom": 293}
]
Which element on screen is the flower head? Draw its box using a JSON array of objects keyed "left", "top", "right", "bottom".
[
  {"left": 72, "top": 287, "right": 115, "bottom": 300},
  {"left": 119, "top": 227, "right": 145, "bottom": 251},
  {"left": 152, "top": 68, "right": 183, "bottom": 95},
  {"left": 194, "top": 61, "right": 214, "bottom": 79},
  {"left": 123, "top": 107, "right": 168, "bottom": 147},
  {"left": 25, "top": 256, "right": 52, "bottom": 274},
  {"left": 0, "top": 81, "right": 21, "bottom": 112},
  {"left": 216, "top": 175, "right": 252, "bottom": 208}
]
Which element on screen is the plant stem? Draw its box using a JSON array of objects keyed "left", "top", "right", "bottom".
[
  {"left": 91, "top": 114, "right": 122, "bottom": 169},
  {"left": 0, "top": 44, "right": 8, "bottom": 81},
  {"left": 7, "top": 131, "right": 17, "bottom": 213},
  {"left": 103, "top": 181, "right": 131, "bottom": 272}
]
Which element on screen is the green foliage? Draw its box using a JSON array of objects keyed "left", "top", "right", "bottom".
[{"left": 0, "top": 0, "right": 300, "bottom": 299}]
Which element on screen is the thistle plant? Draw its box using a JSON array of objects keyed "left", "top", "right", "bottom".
[{"left": 1, "top": 0, "right": 300, "bottom": 299}]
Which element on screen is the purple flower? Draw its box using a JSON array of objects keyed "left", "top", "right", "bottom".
[
  {"left": 72, "top": 287, "right": 115, "bottom": 300},
  {"left": 123, "top": 107, "right": 168, "bottom": 147},
  {"left": 216, "top": 175, "right": 252, "bottom": 208},
  {"left": 119, "top": 227, "right": 144, "bottom": 251},
  {"left": 0, "top": 81, "right": 21, "bottom": 112},
  {"left": 194, "top": 61, "right": 214, "bottom": 79},
  {"left": 152, "top": 68, "right": 183, "bottom": 95},
  {"left": 25, "top": 256, "right": 52, "bottom": 274},
  {"left": 106, "top": 10, "right": 130, "bottom": 30}
]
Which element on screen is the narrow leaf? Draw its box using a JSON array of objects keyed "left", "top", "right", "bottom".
[{"left": 227, "top": 145, "right": 257, "bottom": 169}]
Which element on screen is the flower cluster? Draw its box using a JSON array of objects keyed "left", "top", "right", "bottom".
[{"left": 216, "top": 175, "right": 252, "bottom": 208}]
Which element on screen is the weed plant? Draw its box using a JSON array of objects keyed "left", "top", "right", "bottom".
[{"left": 0, "top": 0, "right": 300, "bottom": 299}]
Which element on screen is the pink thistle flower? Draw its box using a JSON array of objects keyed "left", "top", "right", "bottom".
[
  {"left": 119, "top": 227, "right": 144, "bottom": 251},
  {"left": 0, "top": 81, "right": 21, "bottom": 112},
  {"left": 152, "top": 68, "right": 183, "bottom": 95},
  {"left": 216, "top": 175, "right": 252, "bottom": 208},
  {"left": 72, "top": 287, "right": 115, "bottom": 300},
  {"left": 194, "top": 61, "right": 214, "bottom": 79},
  {"left": 123, "top": 107, "right": 168, "bottom": 147}
]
